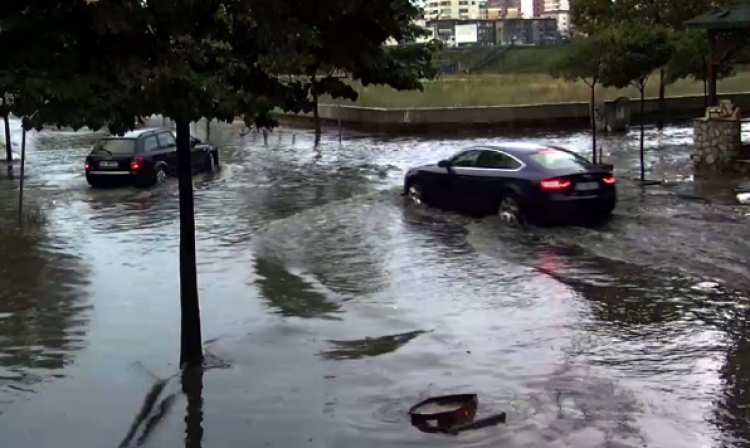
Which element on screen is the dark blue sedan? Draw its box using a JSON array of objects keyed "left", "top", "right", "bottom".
[{"left": 403, "top": 143, "right": 617, "bottom": 225}]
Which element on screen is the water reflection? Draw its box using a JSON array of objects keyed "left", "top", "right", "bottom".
[
  {"left": 253, "top": 200, "right": 396, "bottom": 299},
  {"left": 81, "top": 188, "right": 180, "bottom": 235},
  {"left": 183, "top": 366, "right": 204, "bottom": 448},
  {"left": 319, "top": 330, "right": 427, "bottom": 361},
  {"left": 0, "top": 220, "right": 90, "bottom": 397},
  {"left": 543, "top": 261, "right": 688, "bottom": 327},
  {"left": 254, "top": 257, "right": 341, "bottom": 319},
  {"left": 713, "top": 291, "right": 750, "bottom": 447},
  {"left": 526, "top": 363, "right": 646, "bottom": 447},
  {"left": 118, "top": 375, "right": 179, "bottom": 448},
  {"left": 4, "top": 118, "right": 750, "bottom": 447}
]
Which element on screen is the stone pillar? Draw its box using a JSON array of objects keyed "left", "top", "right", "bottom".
[{"left": 693, "top": 100, "right": 744, "bottom": 172}]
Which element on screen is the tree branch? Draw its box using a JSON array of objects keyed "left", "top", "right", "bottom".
[
  {"left": 144, "top": 0, "right": 160, "bottom": 38},
  {"left": 195, "top": 0, "right": 223, "bottom": 38}
]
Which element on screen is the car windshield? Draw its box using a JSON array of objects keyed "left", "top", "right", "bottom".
[
  {"left": 92, "top": 139, "right": 137, "bottom": 155},
  {"left": 529, "top": 148, "right": 591, "bottom": 171}
]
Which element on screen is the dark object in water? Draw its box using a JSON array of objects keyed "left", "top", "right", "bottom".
[
  {"left": 445, "top": 412, "right": 507, "bottom": 435},
  {"left": 408, "top": 394, "right": 478, "bottom": 432}
]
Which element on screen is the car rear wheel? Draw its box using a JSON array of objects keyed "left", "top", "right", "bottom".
[
  {"left": 498, "top": 193, "right": 524, "bottom": 227},
  {"left": 153, "top": 166, "right": 168, "bottom": 186},
  {"left": 407, "top": 181, "right": 426, "bottom": 205}
]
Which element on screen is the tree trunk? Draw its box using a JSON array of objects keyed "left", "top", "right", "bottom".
[
  {"left": 3, "top": 107, "right": 12, "bottom": 178},
  {"left": 639, "top": 87, "right": 645, "bottom": 183},
  {"left": 707, "top": 31, "right": 718, "bottom": 107},
  {"left": 313, "top": 94, "right": 321, "bottom": 146},
  {"left": 703, "top": 78, "right": 708, "bottom": 109},
  {"left": 589, "top": 84, "right": 597, "bottom": 164},
  {"left": 18, "top": 127, "right": 26, "bottom": 222},
  {"left": 175, "top": 119, "right": 203, "bottom": 368},
  {"left": 312, "top": 75, "right": 321, "bottom": 146},
  {"left": 657, "top": 69, "right": 665, "bottom": 130}
]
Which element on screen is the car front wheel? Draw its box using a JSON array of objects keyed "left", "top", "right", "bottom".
[
  {"left": 407, "top": 181, "right": 426, "bottom": 205},
  {"left": 205, "top": 153, "right": 216, "bottom": 173},
  {"left": 498, "top": 193, "right": 524, "bottom": 227}
]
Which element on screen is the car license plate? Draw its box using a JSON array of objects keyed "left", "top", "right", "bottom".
[
  {"left": 575, "top": 181, "right": 599, "bottom": 191},
  {"left": 99, "top": 161, "right": 118, "bottom": 168}
]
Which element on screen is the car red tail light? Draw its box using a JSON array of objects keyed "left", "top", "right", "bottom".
[
  {"left": 130, "top": 156, "right": 143, "bottom": 170},
  {"left": 540, "top": 179, "right": 571, "bottom": 191},
  {"left": 84, "top": 161, "right": 90, "bottom": 170},
  {"left": 602, "top": 176, "right": 616, "bottom": 185}
]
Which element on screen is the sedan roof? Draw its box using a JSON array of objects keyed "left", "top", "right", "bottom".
[{"left": 478, "top": 142, "right": 550, "bottom": 155}]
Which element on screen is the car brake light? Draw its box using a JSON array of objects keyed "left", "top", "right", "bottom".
[
  {"left": 130, "top": 156, "right": 143, "bottom": 170},
  {"left": 602, "top": 176, "right": 616, "bottom": 185},
  {"left": 540, "top": 179, "right": 571, "bottom": 191},
  {"left": 84, "top": 161, "right": 90, "bottom": 170}
]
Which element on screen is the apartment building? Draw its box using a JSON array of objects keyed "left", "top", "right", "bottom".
[
  {"left": 541, "top": 0, "right": 573, "bottom": 35},
  {"left": 384, "top": 18, "right": 434, "bottom": 45},
  {"left": 495, "top": 17, "right": 559, "bottom": 45},
  {"left": 520, "top": 0, "right": 544, "bottom": 18},
  {"left": 424, "top": 0, "right": 481, "bottom": 20},
  {"left": 426, "top": 17, "right": 560, "bottom": 46},
  {"left": 481, "top": 0, "right": 522, "bottom": 19}
]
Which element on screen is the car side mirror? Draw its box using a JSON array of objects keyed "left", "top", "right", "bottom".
[{"left": 437, "top": 160, "right": 450, "bottom": 168}]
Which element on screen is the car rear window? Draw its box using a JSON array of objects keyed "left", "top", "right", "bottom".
[
  {"left": 92, "top": 139, "right": 137, "bottom": 155},
  {"left": 529, "top": 148, "right": 590, "bottom": 170}
]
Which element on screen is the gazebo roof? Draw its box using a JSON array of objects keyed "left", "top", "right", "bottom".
[{"left": 685, "top": 5, "right": 750, "bottom": 30}]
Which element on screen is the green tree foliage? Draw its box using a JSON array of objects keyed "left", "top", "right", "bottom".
[
  {"left": 600, "top": 27, "right": 673, "bottom": 93},
  {"left": 259, "top": 0, "right": 440, "bottom": 143},
  {"left": 666, "top": 30, "right": 735, "bottom": 97},
  {"left": 0, "top": 0, "right": 437, "bottom": 367},
  {"left": 600, "top": 26, "right": 673, "bottom": 182},
  {"left": 572, "top": 0, "right": 732, "bottom": 33},
  {"left": 570, "top": 0, "right": 619, "bottom": 34},
  {"left": 572, "top": 0, "right": 732, "bottom": 128},
  {"left": 549, "top": 35, "right": 608, "bottom": 162}
]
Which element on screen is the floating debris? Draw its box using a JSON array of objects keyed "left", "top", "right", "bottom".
[
  {"left": 737, "top": 192, "right": 750, "bottom": 205},
  {"left": 692, "top": 281, "right": 721, "bottom": 292},
  {"left": 408, "top": 394, "right": 506, "bottom": 435}
]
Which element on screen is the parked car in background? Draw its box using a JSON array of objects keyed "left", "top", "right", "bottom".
[
  {"left": 403, "top": 143, "right": 617, "bottom": 225},
  {"left": 84, "top": 128, "right": 219, "bottom": 188}
]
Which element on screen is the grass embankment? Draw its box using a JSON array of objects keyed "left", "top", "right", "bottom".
[{"left": 319, "top": 45, "right": 750, "bottom": 108}]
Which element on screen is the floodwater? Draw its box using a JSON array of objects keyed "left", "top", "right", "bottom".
[{"left": 0, "top": 117, "right": 750, "bottom": 447}]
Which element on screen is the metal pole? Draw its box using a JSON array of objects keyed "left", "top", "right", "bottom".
[
  {"left": 205, "top": 120, "right": 210, "bottom": 143},
  {"left": 338, "top": 99, "right": 342, "bottom": 144},
  {"left": 18, "top": 127, "right": 26, "bottom": 222}
]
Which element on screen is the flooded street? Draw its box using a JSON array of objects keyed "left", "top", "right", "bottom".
[{"left": 1, "top": 117, "right": 750, "bottom": 447}]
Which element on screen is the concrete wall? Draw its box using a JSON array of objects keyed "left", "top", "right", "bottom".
[{"left": 279, "top": 93, "right": 750, "bottom": 132}]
